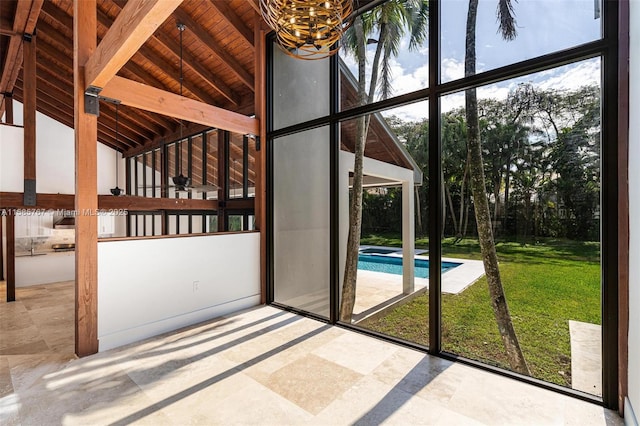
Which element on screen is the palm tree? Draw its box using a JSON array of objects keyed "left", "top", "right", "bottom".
[
  {"left": 339, "top": 0, "right": 428, "bottom": 322},
  {"left": 464, "top": 0, "right": 530, "bottom": 374}
]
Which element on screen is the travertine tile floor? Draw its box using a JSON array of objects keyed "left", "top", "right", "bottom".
[{"left": 0, "top": 281, "right": 623, "bottom": 425}]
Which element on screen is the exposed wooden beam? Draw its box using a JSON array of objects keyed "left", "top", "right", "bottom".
[
  {"left": 23, "top": 33, "right": 37, "bottom": 199},
  {"left": 102, "top": 0, "right": 240, "bottom": 105},
  {"left": 0, "top": 0, "right": 43, "bottom": 115},
  {"left": 74, "top": 0, "right": 99, "bottom": 357},
  {"left": 15, "top": 74, "right": 138, "bottom": 150},
  {"left": 0, "top": 192, "right": 225, "bottom": 211},
  {"left": 17, "top": 58, "right": 150, "bottom": 146},
  {"left": 41, "top": 0, "right": 73, "bottom": 28},
  {"left": 98, "top": 10, "right": 215, "bottom": 112},
  {"left": 92, "top": 7, "right": 228, "bottom": 109},
  {"left": 98, "top": 195, "right": 218, "bottom": 211},
  {"left": 14, "top": 83, "right": 129, "bottom": 151},
  {"left": 0, "top": 192, "right": 75, "bottom": 209},
  {"left": 0, "top": 16, "right": 16, "bottom": 36},
  {"left": 101, "top": 76, "right": 259, "bottom": 136},
  {"left": 84, "top": 0, "right": 183, "bottom": 90},
  {"left": 32, "top": 36, "right": 174, "bottom": 137},
  {"left": 35, "top": 19, "right": 72, "bottom": 52},
  {"left": 173, "top": 9, "right": 254, "bottom": 90},
  {"left": 247, "top": 0, "right": 261, "bottom": 14},
  {"left": 130, "top": 44, "right": 219, "bottom": 105},
  {"left": 209, "top": 0, "right": 254, "bottom": 47},
  {"left": 4, "top": 94, "right": 13, "bottom": 124}
]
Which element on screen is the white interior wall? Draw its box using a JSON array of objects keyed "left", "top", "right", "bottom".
[
  {"left": 0, "top": 124, "right": 24, "bottom": 191},
  {"left": 1, "top": 100, "right": 126, "bottom": 196},
  {"left": 97, "top": 232, "right": 260, "bottom": 351},
  {"left": 627, "top": 1, "right": 640, "bottom": 424}
]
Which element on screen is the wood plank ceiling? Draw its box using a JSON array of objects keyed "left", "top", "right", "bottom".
[
  {"left": 2, "top": 0, "right": 259, "bottom": 156},
  {"left": 0, "top": 0, "right": 412, "bottom": 173}
]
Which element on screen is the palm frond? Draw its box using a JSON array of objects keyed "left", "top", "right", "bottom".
[
  {"left": 407, "top": 0, "right": 429, "bottom": 50},
  {"left": 496, "top": 0, "right": 518, "bottom": 41},
  {"left": 380, "top": 44, "right": 394, "bottom": 99}
]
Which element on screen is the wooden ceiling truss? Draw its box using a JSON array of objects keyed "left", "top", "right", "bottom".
[{"left": 2, "top": 0, "right": 261, "bottom": 154}]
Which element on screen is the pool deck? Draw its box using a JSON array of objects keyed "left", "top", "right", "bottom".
[
  {"left": 274, "top": 250, "right": 486, "bottom": 324},
  {"left": 352, "top": 253, "right": 485, "bottom": 323}
]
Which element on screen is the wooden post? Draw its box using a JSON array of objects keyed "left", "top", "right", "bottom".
[
  {"left": 23, "top": 32, "right": 37, "bottom": 206},
  {"left": 6, "top": 213, "right": 15, "bottom": 302},
  {"left": 74, "top": 0, "right": 99, "bottom": 356},
  {"left": 4, "top": 93, "right": 13, "bottom": 124}
]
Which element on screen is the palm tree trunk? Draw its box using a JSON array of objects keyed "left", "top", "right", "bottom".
[
  {"left": 340, "top": 18, "right": 367, "bottom": 322},
  {"left": 465, "top": 0, "right": 530, "bottom": 375},
  {"left": 340, "top": 14, "right": 389, "bottom": 322}
]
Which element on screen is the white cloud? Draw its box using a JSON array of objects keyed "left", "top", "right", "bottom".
[
  {"left": 441, "top": 58, "right": 464, "bottom": 82},
  {"left": 381, "top": 100, "right": 429, "bottom": 123},
  {"left": 538, "top": 59, "right": 600, "bottom": 91}
]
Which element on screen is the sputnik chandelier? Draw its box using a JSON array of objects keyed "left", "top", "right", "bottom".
[{"left": 260, "top": 0, "right": 354, "bottom": 60}]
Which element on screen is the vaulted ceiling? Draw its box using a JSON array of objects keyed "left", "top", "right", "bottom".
[
  {"left": 1, "top": 0, "right": 261, "bottom": 155},
  {"left": 1, "top": 0, "right": 413, "bottom": 173}
]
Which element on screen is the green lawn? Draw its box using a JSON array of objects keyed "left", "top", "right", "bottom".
[{"left": 359, "top": 235, "right": 601, "bottom": 388}]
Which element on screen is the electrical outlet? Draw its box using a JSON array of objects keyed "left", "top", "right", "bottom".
[{"left": 193, "top": 281, "right": 199, "bottom": 292}]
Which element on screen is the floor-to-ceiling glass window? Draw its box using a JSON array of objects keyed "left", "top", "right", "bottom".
[
  {"left": 270, "top": 43, "right": 332, "bottom": 318},
  {"left": 267, "top": 0, "right": 618, "bottom": 406},
  {"left": 440, "top": 58, "right": 602, "bottom": 395}
]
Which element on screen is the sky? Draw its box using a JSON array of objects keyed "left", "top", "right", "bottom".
[{"left": 341, "top": 0, "right": 602, "bottom": 121}]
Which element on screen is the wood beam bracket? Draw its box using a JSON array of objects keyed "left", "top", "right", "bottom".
[
  {"left": 23, "top": 179, "right": 36, "bottom": 206},
  {"left": 84, "top": 86, "right": 102, "bottom": 116},
  {"left": 22, "top": 30, "right": 35, "bottom": 42}
]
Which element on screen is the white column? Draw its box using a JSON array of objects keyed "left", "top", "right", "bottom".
[
  {"left": 338, "top": 152, "right": 351, "bottom": 295},
  {"left": 402, "top": 178, "right": 415, "bottom": 294}
]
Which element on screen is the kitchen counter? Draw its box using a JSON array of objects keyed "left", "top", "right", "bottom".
[
  {"left": 15, "top": 250, "right": 75, "bottom": 287},
  {"left": 16, "top": 250, "right": 75, "bottom": 257}
]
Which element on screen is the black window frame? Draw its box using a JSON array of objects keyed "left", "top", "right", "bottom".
[{"left": 266, "top": 0, "right": 621, "bottom": 408}]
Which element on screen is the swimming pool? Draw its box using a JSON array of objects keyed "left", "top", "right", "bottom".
[{"left": 357, "top": 254, "right": 461, "bottom": 278}]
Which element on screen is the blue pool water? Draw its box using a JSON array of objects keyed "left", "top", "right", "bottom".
[{"left": 358, "top": 254, "right": 461, "bottom": 278}]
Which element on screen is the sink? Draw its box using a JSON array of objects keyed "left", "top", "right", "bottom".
[{"left": 16, "top": 253, "right": 47, "bottom": 257}]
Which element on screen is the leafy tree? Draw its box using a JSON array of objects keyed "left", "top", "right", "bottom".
[
  {"left": 441, "top": 110, "right": 470, "bottom": 239},
  {"left": 340, "top": 0, "right": 428, "bottom": 322}
]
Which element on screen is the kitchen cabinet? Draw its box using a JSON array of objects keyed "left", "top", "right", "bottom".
[
  {"left": 15, "top": 213, "right": 53, "bottom": 238},
  {"left": 98, "top": 214, "right": 115, "bottom": 237}
]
